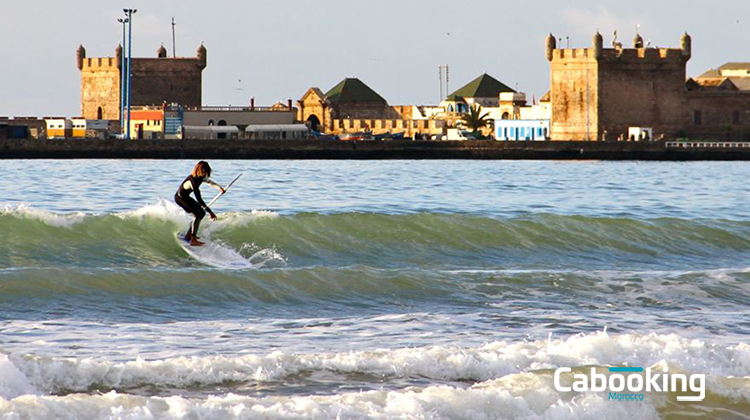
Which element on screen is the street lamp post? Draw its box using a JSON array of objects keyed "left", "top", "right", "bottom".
[
  {"left": 117, "top": 18, "right": 128, "bottom": 135},
  {"left": 124, "top": 8, "right": 137, "bottom": 140}
]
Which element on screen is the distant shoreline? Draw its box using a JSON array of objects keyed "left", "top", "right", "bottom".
[{"left": 1, "top": 139, "right": 749, "bottom": 160}]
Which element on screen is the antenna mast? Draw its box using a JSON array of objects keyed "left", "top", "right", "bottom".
[
  {"left": 171, "top": 17, "right": 177, "bottom": 57},
  {"left": 438, "top": 64, "right": 450, "bottom": 102}
]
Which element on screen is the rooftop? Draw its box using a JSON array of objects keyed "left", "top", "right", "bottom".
[
  {"left": 447, "top": 73, "right": 515, "bottom": 100},
  {"left": 325, "top": 78, "right": 387, "bottom": 104}
]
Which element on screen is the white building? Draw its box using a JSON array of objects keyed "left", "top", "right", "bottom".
[{"left": 495, "top": 119, "right": 550, "bottom": 141}]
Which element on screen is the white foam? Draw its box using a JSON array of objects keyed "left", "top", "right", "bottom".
[
  {"left": 202, "top": 210, "right": 279, "bottom": 234},
  {"left": 0, "top": 204, "right": 87, "bottom": 229},
  {"left": 9, "top": 331, "right": 750, "bottom": 396},
  {"left": 5, "top": 331, "right": 750, "bottom": 419},
  {"left": 177, "top": 236, "right": 253, "bottom": 270},
  {"left": 117, "top": 199, "right": 187, "bottom": 225},
  {"left": 117, "top": 200, "right": 279, "bottom": 232},
  {"left": 0, "top": 382, "right": 664, "bottom": 420},
  {"left": 0, "top": 354, "right": 38, "bottom": 399},
  {"left": 240, "top": 244, "right": 287, "bottom": 268}
]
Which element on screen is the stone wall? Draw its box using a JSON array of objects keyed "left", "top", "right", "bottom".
[
  {"left": 328, "top": 102, "right": 400, "bottom": 121},
  {"left": 686, "top": 91, "right": 750, "bottom": 140},
  {"left": 129, "top": 58, "right": 203, "bottom": 108},
  {"left": 183, "top": 109, "right": 294, "bottom": 127},
  {"left": 3, "top": 138, "right": 749, "bottom": 160},
  {"left": 597, "top": 49, "right": 688, "bottom": 140},
  {"left": 330, "top": 119, "right": 445, "bottom": 136}
]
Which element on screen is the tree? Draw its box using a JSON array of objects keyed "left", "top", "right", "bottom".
[{"left": 459, "top": 104, "right": 491, "bottom": 133}]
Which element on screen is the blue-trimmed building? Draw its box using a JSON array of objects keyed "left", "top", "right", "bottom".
[{"left": 494, "top": 119, "right": 550, "bottom": 141}]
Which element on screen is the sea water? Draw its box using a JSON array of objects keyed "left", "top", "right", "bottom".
[{"left": 0, "top": 159, "right": 749, "bottom": 419}]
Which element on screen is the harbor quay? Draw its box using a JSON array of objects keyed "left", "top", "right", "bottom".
[{"left": 2, "top": 138, "right": 749, "bottom": 160}]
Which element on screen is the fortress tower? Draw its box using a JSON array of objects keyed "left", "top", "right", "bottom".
[
  {"left": 546, "top": 32, "right": 691, "bottom": 140},
  {"left": 78, "top": 44, "right": 207, "bottom": 120}
]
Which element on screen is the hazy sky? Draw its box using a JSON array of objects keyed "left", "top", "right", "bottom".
[{"left": 1, "top": 0, "right": 748, "bottom": 117}]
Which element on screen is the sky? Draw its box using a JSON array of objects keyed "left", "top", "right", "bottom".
[{"left": 1, "top": 0, "right": 749, "bottom": 117}]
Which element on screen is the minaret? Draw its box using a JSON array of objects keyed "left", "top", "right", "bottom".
[
  {"left": 546, "top": 33, "right": 556, "bottom": 61},
  {"left": 157, "top": 44, "right": 167, "bottom": 58},
  {"left": 76, "top": 45, "right": 86, "bottom": 70}
]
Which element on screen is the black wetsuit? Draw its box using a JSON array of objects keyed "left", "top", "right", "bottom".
[{"left": 175, "top": 175, "right": 218, "bottom": 237}]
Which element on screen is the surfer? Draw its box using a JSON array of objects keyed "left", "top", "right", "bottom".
[{"left": 175, "top": 161, "right": 225, "bottom": 246}]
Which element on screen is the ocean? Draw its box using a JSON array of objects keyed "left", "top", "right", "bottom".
[{"left": 0, "top": 159, "right": 749, "bottom": 419}]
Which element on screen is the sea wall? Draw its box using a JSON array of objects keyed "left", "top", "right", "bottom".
[{"left": 1, "top": 139, "right": 749, "bottom": 160}]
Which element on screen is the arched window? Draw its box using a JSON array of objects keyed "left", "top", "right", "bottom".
[
  {"left": 218, "top": 120, "right": 227, "bottom": 126},
  {"left": 448, "top": 105, "right": 454, "bottom": 112},
  {"left": 97, "top": 107, "right": 103, "bottom": 120},
  {"left": 208, "top": 120, "right": 214, "bottom": 126},
  {"left": 501, "top": 112, "right": 510, "bottom": 120}
]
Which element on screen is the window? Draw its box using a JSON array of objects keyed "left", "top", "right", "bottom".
[{"left": 693, "top": 110, "right": 702, "bottom": 126}]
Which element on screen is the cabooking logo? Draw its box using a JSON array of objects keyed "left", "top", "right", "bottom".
[{"left": 553, "top": 366, "right": 705, "bottom": 402}]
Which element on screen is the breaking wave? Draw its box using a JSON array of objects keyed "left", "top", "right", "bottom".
[
  {"left": 1, "top": 202, "right": 749, "bottom": 270},
  {"left": 1, "top": 331, "right": 749, "bottom": 419}
]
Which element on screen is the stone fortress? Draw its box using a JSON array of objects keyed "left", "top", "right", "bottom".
[
  {"left": 77, "top": 43, "right": 206, "bottom": 120},
  {"left": 547, "top": 31, "right": 750, "bottom": 141}
]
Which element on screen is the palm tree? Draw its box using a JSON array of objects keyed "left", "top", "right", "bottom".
[{"left": 459, "top": 104, "right": 491, "bottom": 134}]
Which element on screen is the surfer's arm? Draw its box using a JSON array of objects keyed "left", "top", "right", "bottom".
[
  {"left": 204, "top": 178, "right": 226, "bottom": 194},
  {"left": 191, "top": 181, "right": 210, "bottom": 209},
  {"left": 192, "top": 181, "right": 217, "bottom": 220}
]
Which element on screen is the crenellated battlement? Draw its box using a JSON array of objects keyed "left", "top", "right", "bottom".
[
  {"left": 81, "top": 57, "right": 119, "bottom": 70},
  {"left": 551, "top": 47, "right": 687, "bottom": 64},
  {"left": 546, "top": 32, "right": 691, "bottom": 64}
]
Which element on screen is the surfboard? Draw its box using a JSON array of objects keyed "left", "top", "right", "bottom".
[{"left": 176, "top": 232, "right": 253, "bottom": 270}]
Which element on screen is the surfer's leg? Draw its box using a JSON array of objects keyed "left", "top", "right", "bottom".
[
  {"left": 191, "top": 207, "right": 206, "bottom": 237},
  {"left": 176, "top": 195, "right": 204, "bottom": 237},
  {"left": 176, "top": 198, "right": 192, "bottom": 239},
  {"left": 188, "top": 207, "right": 207, "bottom": 246}
]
